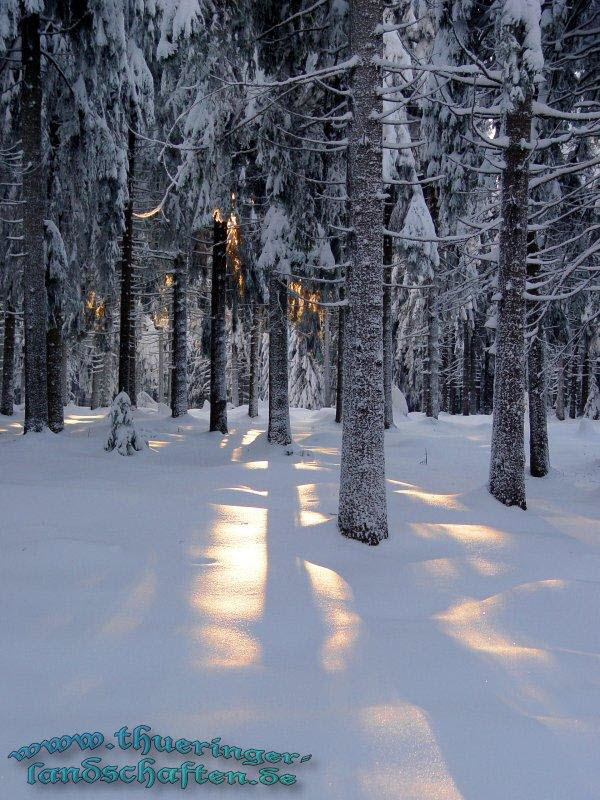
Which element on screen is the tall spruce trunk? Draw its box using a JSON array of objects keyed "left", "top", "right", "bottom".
[
  {"left": 118, "top": 126, "right": 136, "bottom": 401},
  {"left": 21, "top": 13, "right": 48, "bottom": 432},
  {"left": 210, "top": 216, "right": 228, "bottom": 433},
  {"left": 46, "top": 321, "right": 64, "bottom": 432},
  {"left": 383, "top": 197, "right": 394, "bottom": 428},
  {"left": 482, "top": 347, "right": 494, "bottom": 415},
  {"left": 323, "top": 308, "right": 332, "bottom": 408},
  {"left": 568, "top": 341, "right": 579, "bottom": 419},
  {"left": 489, "top": 97, "right": 530, "bottom": 509},
  {"left": 171, "top": 254, "right": 188, "bottom": 417},
  {"left": 338, "top": 0, "right": 388, "bottom": 545},
  {"left": 1, "top": 301, "right": 16, "bottom": 415},
  {"left": 90, "top": 326, "right": 104, "bottom": 410},
  {"left": 267, "top": 275, "right": 292, "bottom": 445},
  {"left": 579, "top": 333, "right": 590, "bottom": 417},
  {"left": 528, "top": 325, "right": 549, "bottom": 476},
  {"left": 248, "top": 304, "right": 260, "bottom": 418},
  {"left": 527, "top": 258, "right": 549, "bottom": 476},
  {"left": 335, "top": 304, "right": 345, "bottom": 423},
  {"left": 468, "top": 324, "right": 477, "bottom": 415},
  {"left": 555, "top": 354, "right": 565, "bottom": 420},
  {"left": 425, "top": 284, "right": 440, "bottom": 418},
  {"left": 461, "top": 323, "right": 470, "bottom": 415}
]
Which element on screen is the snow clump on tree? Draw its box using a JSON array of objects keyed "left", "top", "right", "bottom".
[{"left": 105, "top": 392, "right": 147, "bottom": 456}]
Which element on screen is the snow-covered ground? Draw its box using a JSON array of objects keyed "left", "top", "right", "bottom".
[{"left": 1, "top": 404, "right": 599, "bottom": 799}]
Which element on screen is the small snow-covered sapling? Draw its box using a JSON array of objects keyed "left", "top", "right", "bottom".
[{"left": 104, "top": 392, "right": 147, "bottom": 456}]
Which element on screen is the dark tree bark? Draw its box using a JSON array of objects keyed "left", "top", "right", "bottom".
[
  {"left": 171, "top": 253, "right": 188, "bottom": 417},
  {"left": 20, "top": 13, "right": 48, "bottom": 432},
  {"left": 568, "top": 341, "right": 579, "bottom": 419},
  {"left": 448, "top": 330, "right": 457, "bottom": 414},
  {"left": 461, "top": 323, "right": 470, "bottom": 416},
  {"left": 528, "top": 324, "right": 549, "bottom": 476},
  {"left": 268, "top": 275, "right": 291, "bottom": 445},
  {"left": 469, "top": 323, "right": 478, "bottom": 415},
  {"left": 555, "top": 354, "right": 565, "bottom": 420},
  {"left": 489, "top": 93, "right": 530, "bottom": 509},
  {"left": 579, "top": 332, "right": 590, "bottom": 417},
  {"left": 338, "top": 0, "right": 388, "bottom": 545},
  {"left": 482, "top": 347, "right": 494, "bottom": 415},
  {"left": 383, "top": 196, "right": 394, "bottom": 428},
  {"left": 248, "top": 303, "right": 261, "bottom": 418},
  {"left": 335, "top": 303, "right": 345, "bottom": 424},
  {"left": 46, "top": 321, "right": 64, "bottom": 432},
  {"left": 210, "top": 215, "right": 228, "bottom": 433},
  {"left": 1, "top": 300, "right": 16, "bottom": 415},
  {"left": 118, "top": 126, "right": 136, "bottom": 401}
]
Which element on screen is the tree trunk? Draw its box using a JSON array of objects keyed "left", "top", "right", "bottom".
[
  {"left": 248, "top": 304, "right": 260, "bottom": 418},
  {"left": 461, "top": 323, "right": 470, "bottom": 415},
  {"left": 568, "top": 341, "right": 579, "bottom": 419},
  {"left": 210, "top": 215, "right": 228, "bottom": 433},
  {"left": 268, "top": 275, "right": 292, "bottom": 445},
  {"left": 171, "top": 253, "right": 188, "bottom": 417},
  {"left": 579, "top": 333, "right": 590, "bottom": 417},
  {"left": 482, "top": 347, "right": 494, "bottom": 415},
  {"left": 118, "top": 126, "right": 136, "bottom": 401},
  {"left": 90, "top": 335, "right": 102, "bottom": 410},
  {"left": 469, "top": 323, "right": 477, "bottom": 415},
  {"left": 448, "top": 331, "right": 457, "bottom": 414},
  {"left": 323, "top": 308, "right": 332, "bottom": 408},
  {"left": 338, "top": 0, "right": 388, "bottom": 545},
  {"left": 335, "top": 304, "right": 345, "bottom": 423},
  {"left": 489, "top": 96, "right": 530, "bottom": 509},
  {"left": 555, "top": 354, "right": 565, "bottom": 420},
  {"left": 46, "top": 322, "right": 64, "bottom": 432},
  {"left": 21, "top": 12, "right": 48, "bottom": 432},
  {"left": 383, "top": 197, "right": 394, "bottom": 428},
  {"left": 61, "top": 339, "right": 68, "bottom": 406},
  {"left": 1, "top": 301, "right": 16, "bottom": 416},
  {"left": 528, "top": 324, "right": 549, "bottom": 477}
]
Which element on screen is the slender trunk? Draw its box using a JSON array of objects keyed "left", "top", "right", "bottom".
[
  {"left": 157, "top": 330, "right": 164, "bottom": 403},
  {"left": 323, "top": 308, "right": 332, "bottom": 408},
  {"left": 489, "top": 96, "right": 530, "bottom": 509},
  {"left": 171, "top": 254, "right": 188, "bottom": 417},
  {"left": 1, "top": 301, "right": 16, "bottom": 415},
  {"left": 579, "top": 333, "right": 590, "bottom": 417},
  {"left": 555, "top": 354, "right": 565, "bottom": 420},
  {"left": 210, "top": 215, "right": 228, "bottom": 433},
  {"left": 568, "top": 341, "right": 579, "bottom": 419},
  {"left": 61, "top": 339, "right": 68, "bottom": 406},
  {"left": 21, "top": 13, "right": 48, "bottom": 432},
  {"left": 461, "top": 323, "right": 470, "bottom": 415},
  {"left": 46, "top": 322, "right": 64, "bottom": 432},
  {"left": 268, "top": 274, "right": 291, "bottom": 445},
  {"left": 425, "top": 285, "right": 440, "bottom": 418},
  {"left": 528, "top": 324, "right": 549, "bottom": 477},
  {"left": 248, "top": 304, "right": 260, "bottom": 418},
  {"left": 335, "top": 304, "right": 345, "bottom": 423},
  {"left": 469, "top": 323, "right": 477, "bottom": 415},
  {"left": 118, "top": 126, "right": 136, "bottom": 401},
  {"left": 448, "top": 331, "right": 457, "bottom": 414},
  {"left": 482, "top": 347, "right": 494, "bottom": 415},
  {"left": 90, "top": 332, "right": 102, "bottom": 410},
  {"left": 440, "top": 334, "right": 449, "bottom": 413},
  {"left": 383, "top": 197, "right": 394, "bottom": 428},
  {"left": 338, "top": 0, "right": 388, "bottom": 545}
]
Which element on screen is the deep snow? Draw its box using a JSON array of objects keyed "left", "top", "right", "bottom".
[{"left": 1, "top": 404, "right": 599, "bottom": 798}]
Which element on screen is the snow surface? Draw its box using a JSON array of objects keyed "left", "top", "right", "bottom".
[{"left": 1, "top": 404, "right": 599, "bottom": 798}]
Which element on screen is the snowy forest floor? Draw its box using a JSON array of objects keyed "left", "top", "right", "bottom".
[{"left": 1, "top": 404, "right": 599, "bottom": 799}]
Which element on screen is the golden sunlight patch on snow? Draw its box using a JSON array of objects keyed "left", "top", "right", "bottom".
[
  {"left": 190, "top": 504, "right": 267, "bottom": 669},
  {"left": 296, "top": 483, "right": 331, "bottom": 527},
  {"left": 436, "top": 590, "right": 559, "bottom": 663},
  {"left": 303, "top": 560, "right": 360, "bottom": 673},
  {"left": 293, "top": 461, "right": 326, "bottom": 471},
  {"left": 358, "top": 703, "right": 464, "bottom": 800},
  {"left": 223, "top": 486, "right": 268, "bottom": 497},
  {"left": 395, "top": 487, "right": 467, "bottom": 511},
  {"left": 231, "top": 429, "right": 262, "bottom": 462},
  {"left": 410, "top": 522, "right": 508, "bottom": 547},
  {"left": 243, "top": 460, "right": 268, "bottom": 470}
]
